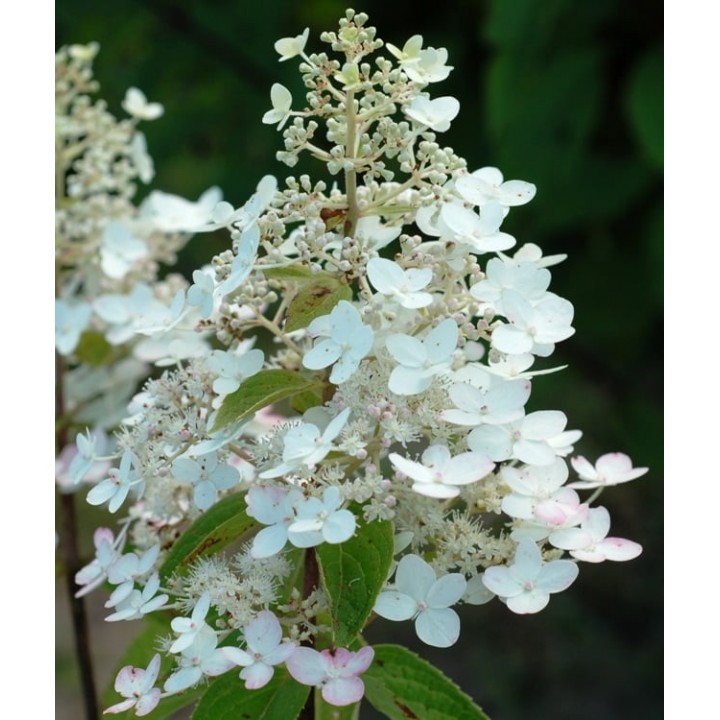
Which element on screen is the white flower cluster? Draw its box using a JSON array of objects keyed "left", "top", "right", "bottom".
[{"left": 57, "top": 12, "right": 648, "bottom": 714}]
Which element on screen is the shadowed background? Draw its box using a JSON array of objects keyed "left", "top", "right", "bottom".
[{"left": 56, "top": 0, "right": 663, "bottom": 718}]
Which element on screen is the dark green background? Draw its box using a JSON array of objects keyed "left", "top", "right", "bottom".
[{"left": 56, "top": 1, "right": 662, "bottom": 718}]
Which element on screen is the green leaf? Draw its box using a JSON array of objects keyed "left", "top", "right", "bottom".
[
  {"left": 191, "top": 667, "right": 309, "bottom": 720},
  {"left": 316, "top": 515, "right": 393, "bottom": 646},
  {"left": 101, "top": 615, "right": 204, "bottom": 719},
  {"left": 159, "top": 492, "right": 256, "bottom": 581},
  {"left": 290, "top": 387, "right": 324, "bottom": 414},
  {"left": 284, "top": 278, "right": 352, "bottom": 333},
  {"left": 75, "top": 331, "right": 113, "bottom": 366},
  {"left": 212, "top": 369, "right": 323, "bottom": 431},
  {"left": 263, "top": 265, "right": 316, "bottom": 282},
  {"left": 625, "top": 45, "right": 663, "bottom": 167},
  {"left": 364, "top": 645, "right": 490, "bottom": 720}
]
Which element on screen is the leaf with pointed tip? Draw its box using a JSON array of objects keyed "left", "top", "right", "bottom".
[
  {"left": 364, "top": 645, "right": 490, "bottom": 720},
  {"left": 212, "top": 369, "right": 323, "bottom": 431},
  {"left": 316, "top": 515, "right": 394, "bottom": 646},
  {"left": 159, "top": 492, "right": 256, "bottom": 581}
]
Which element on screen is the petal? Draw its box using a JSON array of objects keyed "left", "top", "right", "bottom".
[
  {"left": 536, "top": 560, "right": 579, "bottom": 593},
  {"left": 135, "top": 689, "right": 161, "bottom": 716},
  {"left": 415, "top": 607, "right": 460, "bottom": 647},
  {"left": 245, "top": 610, "right": 283, "bottom": 654},
  {"left": 240, "top": 662, "right": 275, "bottom": 689},
  {"left": 388, "top": 366, "right": 433, "bottom": 396},
  {"left": 481, "top": 567, "right": 522, "bottom": 598},
  {"left": 506, "top": 589, "right": 550, "bottom": 614},
  {"left": 426, "top": 573, "right": 467, "bottom": 609},
  {"left": 303, "top": 339, "right": 341, "bottom": 370},
  {"left": 222, "top": 647, "right": 254, "bottom": 667},
  {"left": 594, "top": 538, "right": 643, "bottom": 562},
  {"left": 322, "top": 510, "right": 356, "bottom": 544},
  {"left": 163, "top": 667, "right": 202, "bottom": 693},
  {"left": 286, "top": 647, "right": 328, "bottom": 686},
  {"left": 423, "top": 319, "right": 457, "bottom": 364},
  {"left": 373, "top": 591, "right": 417, "bottom": 621},
  {"left": 251, "top": 525, "right": 289, "bottom": 558},
  {"left": 322, "top": 677, "right": 365, "bottom": 706},
  {"left": 388, "top": 453, "right": 434, "bottom": 484},
  {"left": 395, "top": 554, "right": 436, "bottom": 601},
  {"left": 386, "top": 334, "right": 425, "bottom": 367}
]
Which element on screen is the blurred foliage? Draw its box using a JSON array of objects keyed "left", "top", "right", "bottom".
[{"left": 56, "top": 1, "right": 662, "bottom": 719}]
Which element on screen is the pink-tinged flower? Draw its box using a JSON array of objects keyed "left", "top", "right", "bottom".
[
  {"left": 222, "top": 611, "right": 296, "bottom": 689},
  {"left": 549, "top": 507, "right": 643, "bottom": 563},
  {"left": 568, "top": 453, "right": 648, "bottom": 490},
  {"left": 104, "top": 654, "right": 161, "bottom": 716},
  {"left": 75, "top": 526, "right": 127, "bottom": 598},
  {"left": 286, "top": 646, "right": 374, "bottom": 707}
]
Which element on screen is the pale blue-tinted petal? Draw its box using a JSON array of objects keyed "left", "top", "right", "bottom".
[
  {"left": 386, "top": 334, "right": 425, "bottom": 367},
  {"left": 322, "top": 510, "right": 356, "bottom": 544},
  {"left": 303, "top": 339, "right": 341, "bottom": 370},
  {"left": 251, "top": 524, "right": 289, "bottom": 558},
  {"left": 536, "top": 560, "right": 579, "bottom": 593},
  {"left": 415, "top": 607, "right": 460, "bottom": 647},
  {"left": 506, "top": 589, "right": 549, "bottom": 614},
  {"left": 426, "top": 573, "right": 467, "bottom": 608},
  {"left": 373, "top": 591, "right": 417, "bottom": 621},
  {"left": 481, "top": 567, "right": 522, "bottom": 598},
  {"left": 395, "top": 554, "right": 436, "bottom": 601}
]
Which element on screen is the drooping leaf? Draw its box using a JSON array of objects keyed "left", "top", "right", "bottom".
[
  {"left": 101, "top": 615, "right": 204, "bottom": 719},
  {"left": 284, "top": 277, "right": 352, "bottom": 333},
  {"left": 159, "top": 492, "right": 256, "bottom": 581},
  {"left": 191, "top": 667, "right": 309, "bottom": 720},
  {"left": 212, "top": 369, "right": 323, "bottom": 431},
  {"left": 364, "top": 645, "right": 490, "bottom": 720},
  {"left": 316, "top": 515, "right": 394, "bottom": 647}
]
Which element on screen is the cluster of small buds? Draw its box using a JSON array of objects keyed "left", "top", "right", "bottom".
[{"left": 56, "top": 12, "right": 649, "bottom": 716}]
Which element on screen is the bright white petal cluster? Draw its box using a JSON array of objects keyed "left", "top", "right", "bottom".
[
  {"left": 389, "top": 444, "right": 494, "bottom": 499},
  {"left": 386, "top": 318, "right": 457, "bottom": 395},
  {"left": 303, "top": 302, "right": 374, "bottom": 384},
  {"left": 223, "top": 611, "right": 296, "bottom": 688},
  {"left": 367, "top": 257, "right": 433, "bottom": 308}
]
